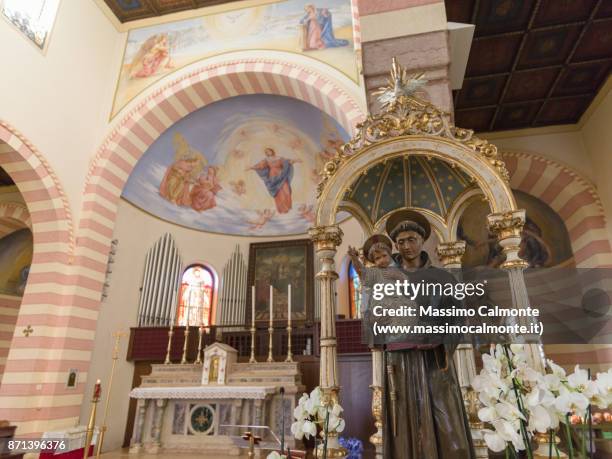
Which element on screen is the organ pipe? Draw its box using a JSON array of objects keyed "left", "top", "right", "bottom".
[
  {"left": 217, "top": 245, "right": 247, "bottom": 329},
  {"left": 137, "top": 233, "right": 182, "bottom": 327}
]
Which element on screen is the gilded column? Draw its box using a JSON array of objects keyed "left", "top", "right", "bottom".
[
  {"left": 369, "top": 348, "right": 384, "bottom": 459},
  {"left": 437, "top": 240, "right": 488, "bottom": 458},
  {"left": 129, "top": 399, "right": 147, "bottom": 454},
  {"left": 309, "top": 225, "right": 347, "bottom": 458},
  {"left": 487, "top": 210, "right": 544, "bottom": 372},
  {"left": 309, "top": 225, "right": 343, "bottom": 394}
]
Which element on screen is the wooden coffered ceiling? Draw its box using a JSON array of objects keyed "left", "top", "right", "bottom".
[
  {"left": 447, "top": 0, "right": 612, "bottom": 132},
  {"left": 103, "top": 0, "right": 241, "bottom": 23}
]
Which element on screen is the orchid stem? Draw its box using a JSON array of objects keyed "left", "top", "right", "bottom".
[
  {"left": 549, "top": 429, "right": 553, "bottom": 459},
  {"left": 564, "top": 415, "right": 574, "bottom": 459},
  {"left": 322, "top": 406, "right": 330, "bottom": 459},
  {"left": 502, "top": 344, "right": 533, "bottom": 459}
]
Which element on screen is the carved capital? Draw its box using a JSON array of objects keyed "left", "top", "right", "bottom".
[
  {"left": 436, "top": 241, "right": 466, "bottom": 267},
  {"left": 309, "top": 225, "right": 343, "bottom": 250},
  {"left": 487, "top": 210, "right": 525, "bottom": 240}
]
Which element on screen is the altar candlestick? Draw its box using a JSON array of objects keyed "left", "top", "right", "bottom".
[
  {"left": 164, "top": 321, "right": 174, "bottom": 364},
  {"left": 84, "top": 380, "right": 101, "bottom": 459},
  {"left": 285, "top": 284, "right": 293, "bottom": 363},
  {"left": 195, "top": 325, "right": 204, "bottom": 364},
  {"left": 249, "top": 286, "right": 256, "bottom": 363},
  {"left": 288, "top": 284, "right": 292, "bottom": 327},
  {"left": 93, "top": 379, "right": 101, "bottom": 400},
  {"left": 269, "top": 285, "right": 273, "bottom": 327},
  {"left": 267, "top": 285, "right": 274, "bottom": 362},
  {"left": 181, "top": 303, "right": 191, "bottom": 364},
  {"left": 96, "top": 331, "right": 126, "bottom": 458}
]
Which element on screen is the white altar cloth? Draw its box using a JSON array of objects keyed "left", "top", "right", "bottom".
[{"left": 129, "top": 385, "right": 277, "bottom": 400}]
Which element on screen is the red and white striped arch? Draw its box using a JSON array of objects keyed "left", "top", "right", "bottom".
[
  {"left": 0, "top": 59, "right": 364, "bottom": 436},
  {"left": 503, "top": 150, "right": 612, "bottom": 268},
  {"left": 0, "top": 202, "right": 31, "bottom": 238},
  {"left": 0, "top": 121, "right": 76, "bottom": 436},
  {"left": 504, "top": 150, "right": 612, "bottom": 372}
]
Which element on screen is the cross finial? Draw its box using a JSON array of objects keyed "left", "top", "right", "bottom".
[{"left": 22, "top": 325, "right": 34, "bottom": 337}]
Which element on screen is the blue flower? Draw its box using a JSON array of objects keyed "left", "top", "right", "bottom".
[{"left": 338, "top": 437, "right": 363, "bottom": 458}]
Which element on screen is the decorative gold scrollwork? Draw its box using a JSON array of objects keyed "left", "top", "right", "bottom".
[{"left": 316, "top": 59, "right": 510, "bottom": 197}]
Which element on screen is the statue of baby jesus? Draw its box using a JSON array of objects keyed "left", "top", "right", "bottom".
[{"left": 348, "top": 234, "right": 427, "bottom": 348}]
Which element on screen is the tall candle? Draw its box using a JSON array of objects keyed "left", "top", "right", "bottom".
[
  {"left": 251, "top": 285, "right": 255, "bottom": 328},
  {"left": 269, "top": 284, "right": 273, "bottom": 327},
  {"left": 186, "top": 297, "right": 191, "bottom": 327},
  {"left": 288, "top": 284, "right": 292, "bottom": 326},
  {"left": 93, "top": 379, "right": 101, "bottom": 399}
]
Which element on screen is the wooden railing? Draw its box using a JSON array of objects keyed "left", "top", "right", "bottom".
[{"left": 126, "top": 319, "right": 369, "bottom": 362}]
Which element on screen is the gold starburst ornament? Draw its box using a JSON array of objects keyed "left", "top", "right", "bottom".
[{"left": 373, "top": 57, "right": 428, "bottom": 110}]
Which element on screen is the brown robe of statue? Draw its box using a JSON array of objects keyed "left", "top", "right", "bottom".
[{"left": 381, "top": 252, "right": 475, "bottom": 458}]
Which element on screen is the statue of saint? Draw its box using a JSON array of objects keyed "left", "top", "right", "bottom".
[{"left": 379, "top": 210, "right": 475, "bottom": 458}]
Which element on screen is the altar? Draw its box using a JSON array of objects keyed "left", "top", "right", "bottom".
[{"left": 128, "top": 342, "right": 304, "bottom": 456}]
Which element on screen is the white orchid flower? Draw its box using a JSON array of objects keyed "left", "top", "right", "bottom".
[
  {"left": 492, "top": 419, "right": 525, "bottom": 451},
  {"left": 478, "top": 406, "right": 498, "bottom": 423},
  {"left": 302, "top": 420, "right": 317, "bottom": 439},
  {"left": 496, "top": 400, "right": 526, "bottom": 422},
  {"left": 526, "top": 386, "right": 555, "bottom": 408},
  {"left": 554, "top": 390, "right": 589, "bottom": 417},
  {"left": 483, "top": 353, "right": 503, "bottom": 374},
  {"left": 544, "top": 373, "right": 562, "bottom": 392},
  {"left": 291, "top": 420, "right": 305, "bottom": 440},
  {"left": 595, "top": 369, "right": 612, "bottom": 408},
  {"left": 327, "top": 413, "right": 345, "bottom": 433},
  {"left": 547, "top": 359, "right": 566, "bottom": 378},
  {"left": 567, "top": 365, "right": 590, "bottom": 392},
  {"left": 482, "top": 429, "right": 507, "bottom": 452},
  {"left": 528, "top": 405, "right": 553, "bottom": 433}
]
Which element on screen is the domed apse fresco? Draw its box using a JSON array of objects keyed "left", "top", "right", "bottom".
[{"left": 122, "top": 94, "right": 349, "bottom": 236}]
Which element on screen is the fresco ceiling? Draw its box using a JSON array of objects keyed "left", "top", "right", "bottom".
[{"left": 121, "top": 94, "right": 349, "bottom": 236}]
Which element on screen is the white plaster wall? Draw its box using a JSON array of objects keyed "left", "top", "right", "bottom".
[
  {"left": 0, "top": 1, "right": 123, "bottom": 221},
  {"left": 582, "top": 89, "right": 612, "bottom": 243}
]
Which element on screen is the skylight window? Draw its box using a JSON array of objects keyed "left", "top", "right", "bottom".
[{"left": 2, "top": 0, "right": 60, "bottom": 50}]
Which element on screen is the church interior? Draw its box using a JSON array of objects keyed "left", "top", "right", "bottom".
[{"left": 0, "top": 0, "right": 611, "bottom": 458}]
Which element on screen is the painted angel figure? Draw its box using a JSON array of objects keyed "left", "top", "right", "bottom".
[
  {"left": 190, "top": 166, "right": 221, "bottom": 212},
  {"left": 246, "top": 147, "right": 301, "bottom": 214},
  {"left": 247, "top": 209, "right": 275, "bottom": 231},
  {"left": 128, "top": 33, "right": 174, "bottom": 79},
  {"left": 159, "top": 132, "right": 205, "bottom": 207}
]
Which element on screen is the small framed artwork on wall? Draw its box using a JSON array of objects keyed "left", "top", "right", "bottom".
[{"left": 66, "top": 368, "right": 78, "bottom": 389}]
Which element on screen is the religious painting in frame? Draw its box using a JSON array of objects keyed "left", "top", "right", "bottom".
[{"left": 246, "top": 239, "right": 314, "bottom": 326}]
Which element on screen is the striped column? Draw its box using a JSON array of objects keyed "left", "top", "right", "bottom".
[{"left": 0, "top": 122, "right": 77, "bottom": 436}]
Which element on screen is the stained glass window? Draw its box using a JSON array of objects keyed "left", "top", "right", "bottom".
[
  {"left": 176, "top": 265, "right": 215, "bottom": 327},
  {"left": 2, "top": 0, "right": 60, "bottom": 50},
  {"left": 348, "top": 262, "right": 362, "bottom": 319}
]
